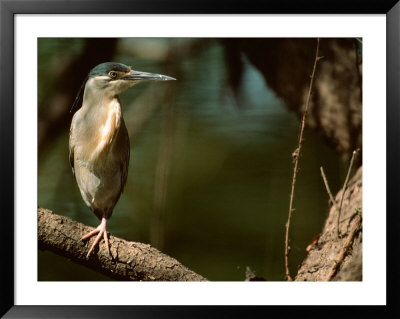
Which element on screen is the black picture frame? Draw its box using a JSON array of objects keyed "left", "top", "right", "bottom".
[{"left": 1, "top": 0, "right": 399, "bottom": 317}]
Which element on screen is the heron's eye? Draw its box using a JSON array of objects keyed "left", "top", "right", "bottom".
[{"left": 109, "top": 71, "right": 117, "bottom": 79}]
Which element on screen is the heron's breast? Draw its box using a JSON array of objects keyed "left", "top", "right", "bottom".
[
  {"left": 71, "top": 98, "right": 124, "bottom": 169},
  {"left": 95, "top": 99, "right": 121, "bottom": 153}
]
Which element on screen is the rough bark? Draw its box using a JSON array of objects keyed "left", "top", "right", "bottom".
[
  {"left": 295, "top": 166, "right": 362, "bottom": 281},
  {"left": 38, "top": 208, "right": 207, "bottom": 281}
]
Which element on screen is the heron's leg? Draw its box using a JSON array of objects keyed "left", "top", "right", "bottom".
[{"left": 81, "top": 217, "right": 110, "bottom": 257}]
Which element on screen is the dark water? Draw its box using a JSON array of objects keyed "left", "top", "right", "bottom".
[{"left": 38, "top": 39, "right": 346, "bottom": 281}]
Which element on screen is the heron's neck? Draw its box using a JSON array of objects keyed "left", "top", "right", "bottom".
[
  {"left": 97, "top": 97, "right": 122, "bottom": 147},
  {"left": 81, "top": 92, "right": 122, "bottom": 157}
]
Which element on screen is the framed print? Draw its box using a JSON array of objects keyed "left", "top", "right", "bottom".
[{"left": 1, "top": 0, "right": 399, "bottom": 317}]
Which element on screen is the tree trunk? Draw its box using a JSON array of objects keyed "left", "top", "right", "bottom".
[
  {"left": 295, "top": 166, "right": 362, "bottom": 281},
  {"left": 221, "top": 38, "right": 362, "bottom": 162}
]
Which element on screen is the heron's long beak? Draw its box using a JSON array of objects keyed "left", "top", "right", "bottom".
[{"left": 123, "top": 70, "right": 176, "bottom": 82}]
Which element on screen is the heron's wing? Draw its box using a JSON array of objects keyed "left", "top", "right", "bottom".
[
  {"left": 119, "top": 119, "right": 130, "bottom": 194},
  {"left": 69, "top": 124, "right": 75, "bottom": 176}
]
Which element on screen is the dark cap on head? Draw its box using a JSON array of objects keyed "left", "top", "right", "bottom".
[{"left": 88, "top": 62, "right": 131, "bottom": 78}]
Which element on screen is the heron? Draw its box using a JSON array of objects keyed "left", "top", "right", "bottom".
[{"left": 69, "top": 62, "right": 175, "bottom": 258}]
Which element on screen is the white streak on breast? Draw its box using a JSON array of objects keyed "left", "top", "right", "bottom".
[{"left": 95, "top": 99, "right": 121, "bottom": 155}]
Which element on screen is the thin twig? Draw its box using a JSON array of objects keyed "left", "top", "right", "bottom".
[
  {"left": 284, "top": 38, "right": 321, "bottom": 281},
  {"left": 336, "top": 149, "right": 359, "bottom": 239},
  {"left": 320, "top": 166, "right": 338, "bottom": 209}
]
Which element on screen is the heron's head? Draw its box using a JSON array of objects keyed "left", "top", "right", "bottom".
[
  {"left": 71, "top": 62, "right": 176, "bottom": 112},
  {"left": 86, "top": 62, "right": 176, "bottom": 95}
]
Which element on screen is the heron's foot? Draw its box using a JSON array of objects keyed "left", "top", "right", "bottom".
[{"left": 81, "top": 217, "right": 110, "bottom": 258}]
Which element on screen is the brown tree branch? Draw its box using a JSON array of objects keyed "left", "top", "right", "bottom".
[
  {"left": 38, "top": 207, "right": 207, "bottom": 281},
  {"left": 284, "top": 38, "right": 321, "bottom": 281}
]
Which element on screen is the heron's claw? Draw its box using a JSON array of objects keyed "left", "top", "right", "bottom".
[{"left": 81, "top": 218, "right": 110, "bottom": 257}]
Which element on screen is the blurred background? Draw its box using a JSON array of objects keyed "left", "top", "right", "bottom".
[{"left": 38, "top": 38, "right": 362, "bottom": 281}]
